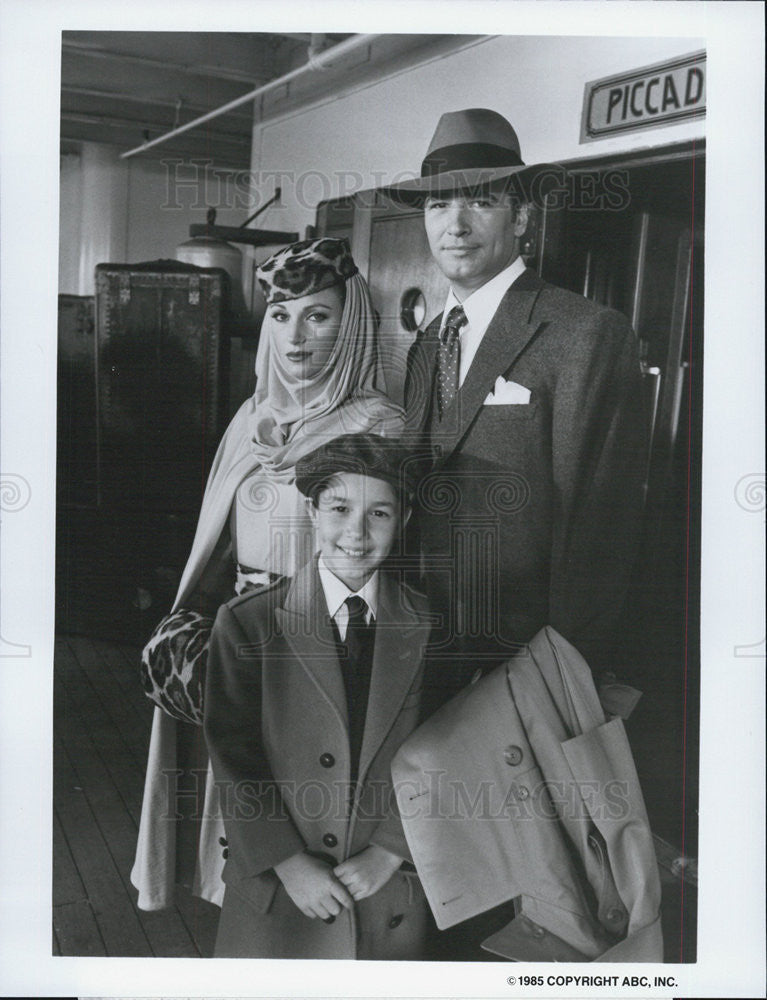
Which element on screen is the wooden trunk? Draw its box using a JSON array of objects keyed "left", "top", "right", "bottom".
[{"left": 56, "top": 261, "right": 232, "bottom": 643}]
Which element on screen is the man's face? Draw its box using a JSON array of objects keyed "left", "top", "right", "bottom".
[
  {"left": 308, "top": 472, "right": 408, "bottom": 591},
  {"left": 424, "top": 192, "right": 527, "bottom": 298}
]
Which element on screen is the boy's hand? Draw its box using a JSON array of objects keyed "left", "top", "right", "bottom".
[
  {"left": 274, "top": 851, "right": 354, "bottom": 920},
  {"left": 334, "top": 844, "right": 402, "bottom": 900}
]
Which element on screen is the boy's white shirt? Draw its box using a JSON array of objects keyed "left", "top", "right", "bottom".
[{"left": 317, "top": 554, "right": 378, "bottom": 640}]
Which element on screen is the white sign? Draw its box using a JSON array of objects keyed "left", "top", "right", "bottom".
[{"left": 581, "top": 51, "right": 706, "bottom": 141}]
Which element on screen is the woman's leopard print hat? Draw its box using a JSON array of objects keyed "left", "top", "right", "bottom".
[{"left": 256, "top": 237, "right": 358, "bottom": 304}]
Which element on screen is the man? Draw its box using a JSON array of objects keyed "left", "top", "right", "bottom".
[{"left": 390, "top": 108, "right": 648, "bottom": 712}]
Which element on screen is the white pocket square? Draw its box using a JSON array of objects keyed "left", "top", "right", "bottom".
[{"left": 483, "top": 376, "right": 531, "bottom": 405}]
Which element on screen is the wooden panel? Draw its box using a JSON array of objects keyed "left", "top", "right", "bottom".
[
  {"left": 629, "top": 212, "right": 689, "bottom": 366},
  {"left": 316, "top": 195, "right": 356, "bottom": 244},
  {"left": 367, "top": 204, "right": 449, "bottom": 403}
]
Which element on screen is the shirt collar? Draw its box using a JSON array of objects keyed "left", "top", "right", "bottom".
[
  {"left": 442, "top": 255, "right": 528, "bottom": 332},
  {"left": 317, "top": 554, "right": 379, "bottom": 620}
]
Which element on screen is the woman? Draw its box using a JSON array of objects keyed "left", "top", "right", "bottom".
[{"left": 131, "top": 238, "right": 404, "bottom": 912}]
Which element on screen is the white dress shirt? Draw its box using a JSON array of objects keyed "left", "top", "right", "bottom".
[
  {"left": 317, "top": 555, "right": 378, "bottom": 640},
  {"left": 439, "top": 256, "right": 527, "bottom": 386}
]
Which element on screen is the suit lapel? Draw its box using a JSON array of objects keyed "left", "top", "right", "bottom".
[
  {"left": 435, "top": 269, "right": 546, "bottom": 468},
  {"left": 404, "top": 317, "right": 441, "bottom": 441},
  {"left": 274, "top": 561, "right": 348, "bottom": 731},
  {"left": 356, "top": 572, "right": 430, "bottom": 786}
]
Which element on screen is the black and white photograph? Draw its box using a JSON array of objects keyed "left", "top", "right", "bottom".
[{"left": 0, "top": 2, "right": 764, "bottom": 998}]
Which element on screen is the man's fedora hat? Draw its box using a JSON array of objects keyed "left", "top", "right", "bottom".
[{"left": 386, "top": 108, "right": 563, "bottom": 205}]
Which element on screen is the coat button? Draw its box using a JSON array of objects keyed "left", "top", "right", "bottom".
[
  {"left": 322, "top": 833, "right": 338, "bottom": 848},
  {"left": 218, "top": 836, "right": 228, "bottom": 846},
  {"left": 503, "top": 744, "right": 523, "bottom": 766},
  {"left": 606, "top": 906, "right": 626, "bottom": 924},
  {"left": 515, "top": 784, "right": 530, "bottom": 800},
  {"left": 530, "top": 923, "right": 546, "bottom": 939},
  {"left": 388, "top": 914, "right": 404, "bottom": 929},
  {"left": 319, "top": 752, "right": 335, "bottom": 768},
  {"left": 222, "top": 847, "right": 229, "bottom": 859},
  {"left": 322, "top": 915, "right": 336, "bottom": 925}
]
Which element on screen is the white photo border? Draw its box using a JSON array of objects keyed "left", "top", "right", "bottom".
[{"left": 0, "top": 1, "right": 764, "bottom": 997}]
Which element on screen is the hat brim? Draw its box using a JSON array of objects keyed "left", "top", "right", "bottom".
[{"left": 385, "top": 162, "right": 566, "bottom": 208}]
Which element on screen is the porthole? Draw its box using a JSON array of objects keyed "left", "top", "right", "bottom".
[{"left": 399, "top": 287, "right": 427, "bottom": 332}]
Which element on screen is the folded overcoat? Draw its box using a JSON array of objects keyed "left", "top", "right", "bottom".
[{"left": 391, "top": 626, "right": 662, "bottom": 962}]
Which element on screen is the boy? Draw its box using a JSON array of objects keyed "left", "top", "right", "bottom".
[{"left": 204, "top": 433, "right": 430, "bottom": 959}]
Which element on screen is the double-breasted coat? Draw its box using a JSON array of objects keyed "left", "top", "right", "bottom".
[
  {"left": 404, "top": 267, "right": 648, "bottom": 695},
  {"left": 203, "top": 559, "right": 431, "bottom": 959}
]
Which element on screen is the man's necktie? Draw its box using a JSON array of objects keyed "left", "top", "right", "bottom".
[{"left": 437, "top": 304, "right": 468, "bottom": 417}]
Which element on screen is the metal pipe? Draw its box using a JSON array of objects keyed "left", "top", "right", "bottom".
[{"left": 120, "top": 33, "right": 377, "bottom": 160}]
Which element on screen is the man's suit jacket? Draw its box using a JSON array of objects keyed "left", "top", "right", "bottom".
[
  {"left": 203, "top": 559, "right": 431, "bottom": 959},
  {"left": 404, "top": 267, "right": 647, "bottom": 682},
  {"left": 391, "top": 626, "right": 663, "bottom": 962}
]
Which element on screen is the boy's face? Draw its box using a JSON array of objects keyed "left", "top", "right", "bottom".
[{"left": 308, "top": 472, "right": 408, "bottom": 591}]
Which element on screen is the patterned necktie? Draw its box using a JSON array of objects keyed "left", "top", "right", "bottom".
[{"left": 437, "top": 304, "right": 468, "bottom": 417}]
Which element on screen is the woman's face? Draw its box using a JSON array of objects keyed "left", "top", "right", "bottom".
[{"left": 267, "top": 284, "right": 344, "bottom": 379}]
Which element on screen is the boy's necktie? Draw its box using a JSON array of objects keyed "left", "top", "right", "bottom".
[
  {"left": 344, "top": 594, "right": 370, "bottom": 662},
  {"left": 342, "top": 595, "right": 374, "bottom": 786},
  {"left": 437, "top": 304, "right": 467, "bottom": 417}
]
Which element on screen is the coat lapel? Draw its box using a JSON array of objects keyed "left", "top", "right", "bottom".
[
  {"left": 274, "top": 561, "right": 348, "bottom": 731},
  {"left": 435, "top": 269, "right": 546, "bottom": 468},
  {"left": 404, "top": 319, "right": 440, "bottom": 440},
  {"left": 356, "top": 572, "right": 430, "bottom": 786}
]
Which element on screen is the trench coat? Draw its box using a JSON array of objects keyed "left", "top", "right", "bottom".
[
  {"left": 391, "top": 626, "right": 662, "bottom": 962},
  {"left": 203, "top": 559, "right": 431, "bottom": 959},
  {"left": 404, "top": 267, "right": 647, "bottom": 684}
]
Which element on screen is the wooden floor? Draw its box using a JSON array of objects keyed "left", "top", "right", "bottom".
[
  {"left": 53, "top": 634, "right": 218, "bottom": 957},
  {"left": 53, "top": 633, "right": 696, "bottom": 961}
]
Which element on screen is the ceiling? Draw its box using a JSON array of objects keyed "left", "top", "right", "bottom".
[
  {"left": 60, "top": 32, "right": 350, "bottom": 170},
  {"left": 60, "top": 32, "right": 479, "bottom": 172}
]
